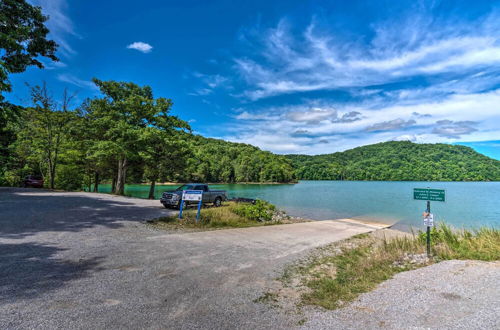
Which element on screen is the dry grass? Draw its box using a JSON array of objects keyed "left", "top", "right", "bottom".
[
  {"left": 148, "top": 201, "right": 283, "bottom": 230},
  {"left": 281, "top": 224, "right": 499, "bottom": 310}
]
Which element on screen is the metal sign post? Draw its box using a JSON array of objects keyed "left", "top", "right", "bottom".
[
  {"left": 178, "top": 200, "right": 185, "bottom": 219},
  {"left": 196, "top": 199, "right": 202, "bottom": 222},
  {"left": 178, "top": 190, "right": 203, "bottom": 221},
  {"left": 414, "top": 188, "right": 445, "bottom": 257},
  {"left": 425, "top": 201, "right": 431, "bottom": 256}
]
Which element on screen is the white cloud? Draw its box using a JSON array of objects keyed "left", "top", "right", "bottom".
[
  {"left": 127, "top": 42, "right": 153, "bottom": 53},
  {"left": 233, "top": 10, "right": 500, "bottom": 100},
  {"left": 57, "top": 73, "right": 97, "bottom": 90},
  {"left": 365, "top": 119, "right": 416, "bottom": 132},
  {"left": 189, "top": 72, "right": 229, "bottom": 97},
  {"left": 233, "top": 111, "right": 277, "bottom": 121},
  {"left": 287, "top": 108, "right": 336, "bottom": 123},
  {"left": 432, "top": 121, "right": 478, "bottom": 138},
  {"left": 393, "top": 134, "right": 417, "bottom": 142},
  {"left": 41, "top": 60, "right": 67, "bottom": 70}
]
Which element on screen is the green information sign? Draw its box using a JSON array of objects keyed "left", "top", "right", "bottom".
[{"left": 413, "top": 188, "right": 445, "bottom": 202}]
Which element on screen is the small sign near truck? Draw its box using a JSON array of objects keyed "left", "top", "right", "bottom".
[
  {"left": 182, "top": 190, "right": 203, "bottom": 201},
  {"left": 179, "top": 190, "right": 203, "bottom": 222}
]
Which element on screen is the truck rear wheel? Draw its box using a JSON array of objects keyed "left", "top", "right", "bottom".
[{"left": 214, "top": 197, "right": 222, "bottom": 207}]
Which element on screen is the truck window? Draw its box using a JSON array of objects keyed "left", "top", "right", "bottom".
[
  {"left": 194, "top": 185, "right": 207, "bottom": 191},
  {"left": 175, "top": 184, "right": 196, "bottom": 191}
]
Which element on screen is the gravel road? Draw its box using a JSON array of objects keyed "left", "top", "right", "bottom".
[{"left": 0, "top": 188, "right": 385, "bottom": 329}]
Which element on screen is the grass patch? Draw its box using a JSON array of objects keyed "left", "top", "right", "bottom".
[
  {"left": 253, "top": 291, "right": 279, "bottom": 305},
  {"left": 294, "top": 224, "right": 500, "bottom": 310},
  {"left": 421, "top": 225, "right": 500, "bottom": 261},
  {"left": 148, "top": 201, "right": 283, "bottom": 230}
]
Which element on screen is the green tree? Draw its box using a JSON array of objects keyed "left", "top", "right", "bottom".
[
  {"left": 16, "top": 83, "right": 77, "bottom": 189},
  {"left": 88, "top": 79, "right": 190, "bottom": 195},
  {"left": 0, "top": 0, "right": 58, "bottom": 100},
  {"left": 140, "top": 129, "right": 192, "bottom": 199},
  {"left": 0, "top": 0, "right": 58, "bottom": 184}
]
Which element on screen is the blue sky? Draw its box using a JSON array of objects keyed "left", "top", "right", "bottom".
[{"left": 7, "top": 0, "right": 500, "bottom": 158}]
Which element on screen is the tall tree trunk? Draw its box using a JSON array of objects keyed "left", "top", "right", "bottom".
[
  {"left": 111, "top": 175, "right": 116, "bottom": 193},
  {"left": 47, "top": 159, "right": 56, "bottom": 189},
  {"left": 148, "top": 179, "right": 156, "bottom": 199},
  {"left": 115, "top": 158, "right": 127, "bottom": 195},
  {"left": 93, "top": 171, "right": 99, "bottom": 192}
]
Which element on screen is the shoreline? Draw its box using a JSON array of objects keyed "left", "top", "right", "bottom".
[{"left": 96, "top": 181, "right": 299, "bottom": 186}]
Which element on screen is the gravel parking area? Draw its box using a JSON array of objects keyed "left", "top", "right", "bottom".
[{"left": 0, "top": 188, "right": 385, "bottom": 329}]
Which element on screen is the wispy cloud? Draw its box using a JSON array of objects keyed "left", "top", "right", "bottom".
[
  {"left": 57, "top": 73, "right": 97, "bottom": 90},
  {"left": 233, "top": 9, "right": 500, "bottom": 100},
  {"left": 127, "top": 42, "right": 153, "bottom": 53},
  {"left": 189, "top": 72, "right": 229, "bottom": 96},
  {"left": 41, "top": 60, "right": 67, "bottom": 70},
  {"left": 30, "top": 0, "right": 78, "bottom": 56}
]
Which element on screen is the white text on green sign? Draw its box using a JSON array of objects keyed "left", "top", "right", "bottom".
[{"left": 413, "top": 188, "right": 445, "bottom": 202}]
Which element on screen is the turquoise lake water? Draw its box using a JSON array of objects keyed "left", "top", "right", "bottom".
[{"left": 98, "top": 181, "right": 500, "bottom": 230}]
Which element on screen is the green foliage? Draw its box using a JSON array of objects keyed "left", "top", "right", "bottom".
[
  {"left": 149, "top": 201, "right": 280, "bottom": 229},
  {"left": 287, "top": 141, "right": 500, "bottom": 181},
  {"left": 0, "top": 78, "right": 295, "bottom": 191},
  {"left": 85, "top": 79, "right": 190, "bottom": 194},
  {"left": 181, "top": 134, "right": 296, "bottom": 183},
  {"left": 233, "top": 200, "right": 276, "bottom": 221},
  {"left": 0, "top": 103, "right": 21, "bottom": 185},
  {"left": 418, "top": 224, "right": 500, "bottom": 261},
  {"left": 304, "top": 244, "right": 398, "bottom": 309},
  {"left": 139, "top": 128, "right": 192, "bottom": 198},
  {"left": 55, "top": 164, "right": 84, "bottom": 191},
  {"left": 0, "top": 0, "right": 58, "bottom": 98}
]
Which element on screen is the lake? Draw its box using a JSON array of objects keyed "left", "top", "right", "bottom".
[{"left": 97, "top": 181, "right": 500, "bottom": 230}]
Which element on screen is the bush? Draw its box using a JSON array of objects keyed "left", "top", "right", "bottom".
[
  {"left": 1, "top": 166, "right": 33, "bottom": 187},
  {"left": 149, "top": 201, "right": 281, "bottom": 229},
  {"left": 418, "top": 224, "right": 500, "bottom": 261},
  {"left": 233, "top": 200, "right": 276, "bottom": 221},
  {"left": 55, "top": 164, "right": 84, "bottom": 191}
]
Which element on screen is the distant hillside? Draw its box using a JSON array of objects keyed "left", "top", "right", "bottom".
[
  {"left": 179, "top": 133, "right": 296, "bottom": 183},
  {"left": 286, "top": 141, "right": 500, "bottom": 181}
]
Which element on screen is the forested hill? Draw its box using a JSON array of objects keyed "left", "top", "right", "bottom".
[
  {"left": 179, "top": 134, "right": 295, "bottom": 183},
  {"left": 286, "top": 141, "right": 500, "bottom": 181}
]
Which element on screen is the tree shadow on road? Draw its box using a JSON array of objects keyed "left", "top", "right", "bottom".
[
  {"left": 0, "top": 242, "right": 104, "bottom": 302},
  {"left": 0, "top": 188, "right": 168, "bottom": 239}
]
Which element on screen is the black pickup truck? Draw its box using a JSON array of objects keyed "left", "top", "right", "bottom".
[{"left": 160, "top": 183, "right": 227, "bottom": 209}]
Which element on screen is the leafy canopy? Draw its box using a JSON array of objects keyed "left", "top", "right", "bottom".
[{"left": 0, "top": 0, "right": 58, "bottom": 97}]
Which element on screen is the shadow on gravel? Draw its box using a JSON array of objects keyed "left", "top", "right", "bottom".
[
  {"left": 0, "top": 242, "right": 103, "bottom": 301},
  {"left": 0, "top": 188, "right": 165, "bottom": 239}
]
